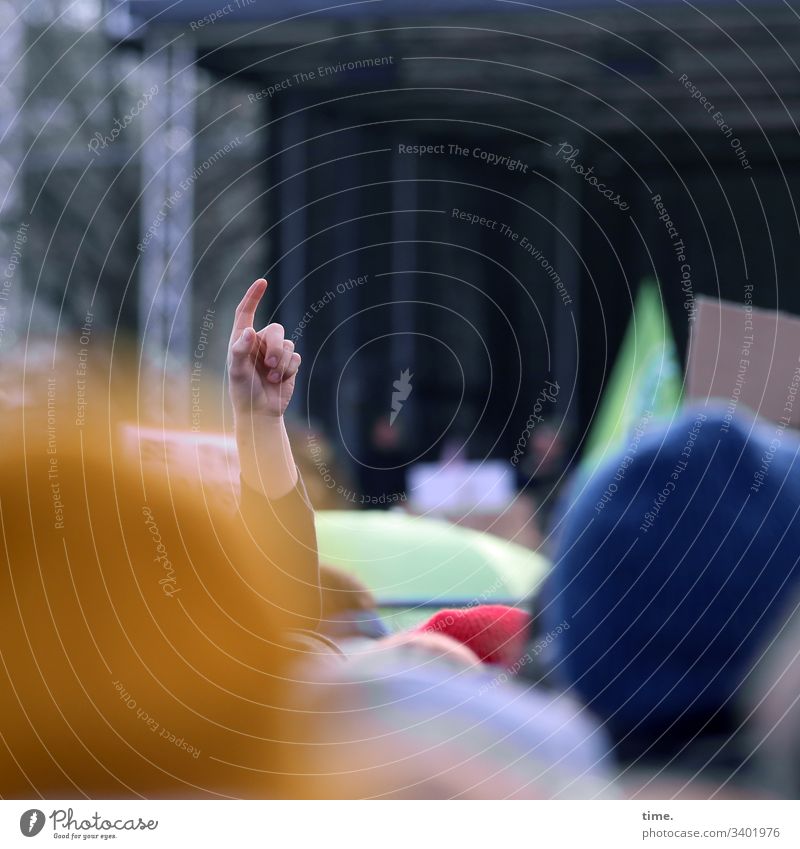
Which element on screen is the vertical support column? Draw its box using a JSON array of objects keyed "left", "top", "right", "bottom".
[
  {"left": 138, "top": 32, "right": 196, "bottom": 426},
  {"left": 0, "top": 4, "right": 27, "bottom": 357}
]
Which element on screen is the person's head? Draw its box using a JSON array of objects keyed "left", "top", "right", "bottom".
[
  {"left": 531, "top": 422, "right": 564, "bottom": 466},
  {"left": 320, "top": 563, "right": 377, "bottom": 614},
  {"left": 318, "top": 563, "right": 387, "bottom": 639},
  {"left": 416, "top": 604, "right": 530, "bottom": 667},
  {"left": 534, "top": 405, "right": 800, "bottom": 766},
  {"left": 0, "top": 393, "right": 312, "bottom": 798},
  {"left": 289, "top": 642, "right": 614, "bottom": 798},
  {"left": 740, "top": 588, "right": 800, "bottom": 797},
  {"left": 371, "top": 414, "right": 403, "bottom": 451}
]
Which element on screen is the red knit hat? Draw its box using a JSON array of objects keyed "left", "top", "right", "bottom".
[{"left": 416, "top": 604, "right": 530, "bottom": 667}]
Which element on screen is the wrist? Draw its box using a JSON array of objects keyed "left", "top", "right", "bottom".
[
  {"left": 234, "top": 412, "right": 286, "bottom": 461},
  {"left": 234, "top": 409, "right": 285, "bottom": 435}
]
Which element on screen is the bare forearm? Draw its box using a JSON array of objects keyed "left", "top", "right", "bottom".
[{"left": 235, "top": 414, "right": 298, "bottom": 500}]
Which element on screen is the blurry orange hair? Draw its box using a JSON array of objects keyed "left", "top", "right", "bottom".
[{"left": 0, "top": 364, "right": 311, "bottom": 799}]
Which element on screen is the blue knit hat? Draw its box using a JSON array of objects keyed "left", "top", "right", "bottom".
[{"left": 539, "top": 404, "right": 800, "bottom": 761}]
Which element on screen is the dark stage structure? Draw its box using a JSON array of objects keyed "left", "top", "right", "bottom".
[{"left": 116, "top": 0, "right": 800, "bottom": 463}]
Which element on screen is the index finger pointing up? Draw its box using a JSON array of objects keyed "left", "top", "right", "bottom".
[{"left": 230, "top": 278, "right": 268, "bottom": 343}]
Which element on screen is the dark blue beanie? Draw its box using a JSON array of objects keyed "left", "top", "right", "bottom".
[{"left": 539, "top": 405, "right": 800, "bottom": 759}]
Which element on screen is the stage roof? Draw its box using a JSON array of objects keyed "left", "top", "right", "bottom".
[{"left": 116, "top": 0, "right": 800, "bottom": 140}]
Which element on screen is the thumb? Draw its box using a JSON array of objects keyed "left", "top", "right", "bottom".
[{"left": 231, "top": 327, "right": 258, "bottom": 359}]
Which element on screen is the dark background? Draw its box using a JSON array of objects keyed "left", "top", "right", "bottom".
[{"left": 7, "top": 0, "right": 799, "bottom": 474}]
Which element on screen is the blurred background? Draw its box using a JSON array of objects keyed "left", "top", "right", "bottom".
[
  {"left": 5, "top": 0, "right": 800, "bottom": 801},
  {"left": 2, "top": 0, "right": 799, "bottom": 522}
]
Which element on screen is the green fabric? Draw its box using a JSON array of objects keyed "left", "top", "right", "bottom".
[
  {"left": 582, "top": 279, "right": 682, "bottom": 473},
  {"left": 316, "top": 510, "right": 549, "bottom": 630}
]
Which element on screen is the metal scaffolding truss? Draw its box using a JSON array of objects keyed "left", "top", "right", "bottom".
[
  {"left": 137, "top": 32, "right": 196, "bottom": 424},
  {"left": 0, "top": 9, "right": 27, "bottom": 357}
]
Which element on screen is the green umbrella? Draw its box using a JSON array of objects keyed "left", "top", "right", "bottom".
[{"left": 316, "top": 510, "right": 549, "bottom": 631}]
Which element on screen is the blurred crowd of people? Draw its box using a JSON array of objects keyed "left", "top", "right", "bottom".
[{"left": 2, "top": 279, "right": 799, "bottom": 801}]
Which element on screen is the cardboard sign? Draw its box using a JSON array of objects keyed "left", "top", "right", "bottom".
[
  {"left": 686, "top": 295, "right": 800, "bottom": 430},
  {"left": 118, "top": 424, "right": 240, "bottom": 511}
]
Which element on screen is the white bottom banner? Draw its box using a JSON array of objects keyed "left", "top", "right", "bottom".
[{"left": 1, "top": 800, "right": 798, "bottom": 848}]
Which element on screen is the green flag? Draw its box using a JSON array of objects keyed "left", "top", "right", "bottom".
[{"left": 582, "top": 279, "right": 682, "bottom": 472}]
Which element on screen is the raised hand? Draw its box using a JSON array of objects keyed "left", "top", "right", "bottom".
[
  {"left": 228, "top": 278, "right": 302, "bottom": 420},
  {"left": 228, "top": 279, "right": 301, "bottom": 498}
]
